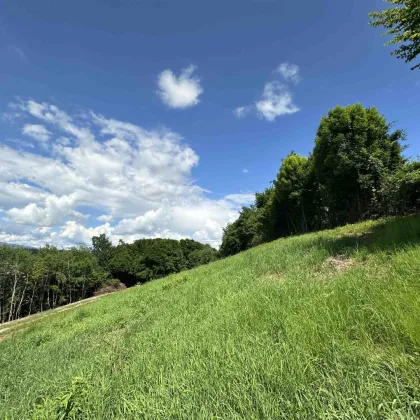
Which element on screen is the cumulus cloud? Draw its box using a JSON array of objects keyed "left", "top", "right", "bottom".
[
  {"left": 255, "top": 82, "right": 299, "bottom": 121},
  {"left": 0, "top": 99, "right": 252, "bottom": 248},
  {"left": 234, "top": 63, "right": 301, "bottom": 122},
  {"left": 6, "top": 194, "right": 87, "bottom": 226},
  {"left": 22, "top": 124, "right": 52, "bottom": 142},
  {"left": 157, "top": 65, "right": 203, "bottom": 109},
  {"left": 276, "top": 62, "right": 300, "bottom": 83},
  {"left": 97, "top": 214, "right": 114, "bottom": 223}
]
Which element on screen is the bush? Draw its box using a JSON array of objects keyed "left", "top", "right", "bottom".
[
  {"left": 93, "top": 279, "right": 127, "bottom": 296},
  {"left": 379, "top": 163, "right": 420, "bottom": 215}
]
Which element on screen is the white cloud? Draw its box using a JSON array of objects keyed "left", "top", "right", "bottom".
[
  {"left": 97, "top": 214, "right": 114, "bottom": 223},
  {"left": 276, "top": 62, "right": 300, "bottom": 83},
  {"left": 255, "top": 82, "right": 299, "bottom": 121},
  {"left": 22, "top": 124, "right": 52, "bottom": 142},
  {"left": 243, "top": 168, "right": 249, "bottom": 174},
  {"left": 6, "top": 193, "right": 87, "bottom": 226},
  {"left": 157, "top": 65, "right": 203, "bottom": 109},
  {"left": 234, "top": 106, "right": 251, "bottom": 118},
  {"left": 0, "top": 99, "right": 251, "bottom": 248},
  {"left": 234, "top": 64, "right": 301, "bottom": 122}
]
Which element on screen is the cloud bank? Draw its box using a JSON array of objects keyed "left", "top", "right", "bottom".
[{"left": 0, "top": 99, "right": 253, "bottom": 248}]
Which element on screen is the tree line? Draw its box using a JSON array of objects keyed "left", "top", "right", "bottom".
[
  {"left": 2, "top": 103, "right": 419, "bottom": 323},
  {"left": 220, "top": 104, "right": 420, "bottom": 257},
  {"left": 0, "top": 237, "right": 218, "bottom": 323}
]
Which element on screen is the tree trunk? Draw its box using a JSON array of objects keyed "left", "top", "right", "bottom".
[
  {"left": 8, "top": 273, "right": 18, "bottom": 322},
  {"left": 16, "top": 283, "right": 27, "bottom": 319},
  {"left": 28, "top": 284, "right": 36, "bottom": 316}
]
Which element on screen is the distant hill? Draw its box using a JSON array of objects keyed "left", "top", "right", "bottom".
[{"left": 0, "top": 242, "right": 32, "bottom": 248}]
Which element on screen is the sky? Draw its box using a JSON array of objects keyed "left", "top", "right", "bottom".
[{"left": 0, "top": 0, "right": 419, "bottom": 249}]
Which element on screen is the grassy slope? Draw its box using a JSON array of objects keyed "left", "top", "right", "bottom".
[{"left": 1, "top": 217, "right": 419, "bottom": 419}]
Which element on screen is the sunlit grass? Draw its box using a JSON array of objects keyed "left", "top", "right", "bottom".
[{"left": 1, "top": 216, "right": 419, "bottom": 419}]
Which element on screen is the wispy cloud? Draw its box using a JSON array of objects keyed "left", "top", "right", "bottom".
[
  {"left": 157, "top": 65, "right": 203, "bottom": 109},
  {"left": 22, "top": 124, "right": 52, "bottom": 142},
  {"left": 234, "top": 106, "right": 252, "bottom": 118},
  {"left": 255, "top": 81, "right": 299, "bottom": 121},
  {"left": 9, "top": 45, "right": 26, "bottom": 61},
  {"left": 276, "top": 62, "right": 300, "bottom": 83},
  {"left": 234, "top": 62, "right": 301, "bottom": 122},
  {"left": 242, "top": 168, "right": 249, "bottom": 174}
]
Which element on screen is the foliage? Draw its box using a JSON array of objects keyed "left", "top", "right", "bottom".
[
  {"left": 0, "top": 236, "right": 217, "bottom": 323},
  {"left": 268, "top": 152, "right": 311, "bottom": 238},
  {"left": 312, "top": 104, "right": 404, "bottom": 225},
  {"left": 369, "top": 0, "right": 420, "bottom": 70},
  {"left": 379, "top": 161, "right": 420, "bottom": 214},
  {"left": 1, "top": 216, "right": 420, "bottom": 418},
  {"left": 108, "top": 238, "right": 218, "bottom": 286},
  {"left": 0, "top": 245, "right": 106, "bottom": 323},
  {"left": 220, "top": 206, "right": 261, "bottom": 257},
  {"left": 221, "top": 104, "right": 414, "bottom": 257},
  {"left": 91, "top": 234, "right": 113, "bottom": 271}
]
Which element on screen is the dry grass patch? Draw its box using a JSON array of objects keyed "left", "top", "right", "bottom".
[
  {"left": 323, "top": 255, "right": 357, "bottom": 271},
  {"left": 261, "top": 273, "right": 285, "bottom": 282},
  {"left": 311, "top": 255, "right": 363, "bottom": 281}
]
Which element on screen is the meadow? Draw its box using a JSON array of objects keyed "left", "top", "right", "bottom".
[{"left": 0, "top": 216, "right": 419, "bottom": 419}]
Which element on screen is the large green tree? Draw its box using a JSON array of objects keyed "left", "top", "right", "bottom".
[
  {"left": 219, "top": 205, "right": 261, "bottom": 257},
  {"left": 92, "top": 234, "right": 113, "bottom": 270},
  {"left": 312, "top": 104, "right": 404, "bottom": 226},
  {"left": 369, "top": 0, "right": 420, "bottom": 70},
  {"left": 269, "top": 153, "right": 310, "bottom": 238}
]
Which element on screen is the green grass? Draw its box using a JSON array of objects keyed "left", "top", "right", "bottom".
[{"left": 1, "top": 216, "right": 420, "bottom": 419}]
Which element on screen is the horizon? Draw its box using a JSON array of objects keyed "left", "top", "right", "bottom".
[{"left": 1, "top": 0, "right": 419, "bottom": 249}]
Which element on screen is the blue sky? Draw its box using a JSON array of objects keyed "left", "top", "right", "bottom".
[{"left": 0, "top": 0, "right": 419, "bottom": 248}]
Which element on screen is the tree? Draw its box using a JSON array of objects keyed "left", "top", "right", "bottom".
[
  {"left": 92, "top": 234, "right": 113, "bottom": 270},
  {"left": 180, "top": 239, "right": 218, "bottom": 268},
  {"left": 379, "top": 161, "right": 420, "bottom": 214},
  {"left": 312, "top": 104, "right": 404, "bottom": 226},
  {"left": 133, "top": 239, "right": 187, "bottom": 282},
  {"left": 369, "top": 0, "right": 420, "bottom": 70},
  {"left": 269, "top": 153, "right": 310, "bottom": 238},
  {"left": 219, "top": 205, "right": 264, "bottom": 257}
]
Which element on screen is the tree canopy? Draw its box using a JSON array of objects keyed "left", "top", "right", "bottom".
[
  {"left": 369, "top": 0, "right": 420, "bottom": 70},
  {"left": 0, "top": 236, "right": 218, "bottom": 323},
  {"left": 220, "top": 103, "right": 418, "bottom": 258}
]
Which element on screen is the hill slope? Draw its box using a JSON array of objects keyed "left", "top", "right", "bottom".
[{"left": 1, "top": 216, "right": 420, "bottom": 419}]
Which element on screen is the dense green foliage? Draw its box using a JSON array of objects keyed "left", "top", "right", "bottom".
[
  {"left": 1, "top": 216, "right": 419, "bottom": 418},
  {"left": 107, "top": 237, "right": 218, "bottom": 286},
  {"left": 0, "top": 237, "right": 218, "bottom": 323},
  {"left": 220, "top": 104, "right": 419, "bottom": 257},
  {"left": 0, "top": 245, "right": 107, "bottom": 323},
  {"left": 369, "top": 0, "right": 420, "bottom": 70}
]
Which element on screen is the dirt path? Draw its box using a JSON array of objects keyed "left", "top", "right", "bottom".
[{"left": 0, "top": 295, "right": 103, "bottom": 342}]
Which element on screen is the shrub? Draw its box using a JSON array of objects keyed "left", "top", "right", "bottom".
[{"left": 93, "top": 279, "right": 127, "bottom": 296}]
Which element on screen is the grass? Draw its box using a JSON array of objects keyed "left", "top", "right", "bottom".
[{"left": 1, "top": 216, "right": 420, "bottom": 419}]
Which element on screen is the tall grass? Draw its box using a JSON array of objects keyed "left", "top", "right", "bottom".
[{"left": 0, "top": 216, "right": 419, "bottom": 419}]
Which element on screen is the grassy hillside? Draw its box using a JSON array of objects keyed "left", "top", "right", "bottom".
[{"left": 1, "top": 216, "right": 420, "bottom": 419}]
